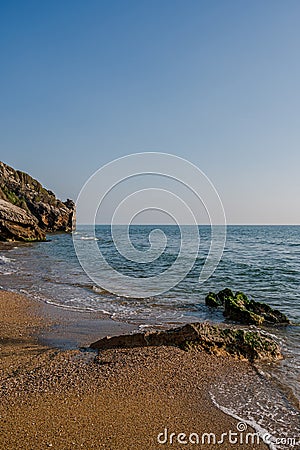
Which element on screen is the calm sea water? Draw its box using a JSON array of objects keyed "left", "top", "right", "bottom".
[{"left": 0, "top": 225, "right": 299, "bottom": 445}]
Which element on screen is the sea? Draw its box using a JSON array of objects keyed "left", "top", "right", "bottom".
[{"left": 0, "top": 224, "right": 299, "bottom": 447}]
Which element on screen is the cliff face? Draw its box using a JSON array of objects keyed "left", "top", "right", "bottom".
[
  {"left": 0, "top": 161, "right": 75, "bottom": 241},
  {"left": 0, "top": 199, "right": 46, "bottom": 241}
]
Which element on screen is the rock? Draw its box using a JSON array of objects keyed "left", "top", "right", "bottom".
[
  {"left": 0, "top": 199, "right": 46, "bottom": 241},
  {"left": 248, "top": 300, "right": 290, "bottom": 324},
  {"left": 206, "top": 288, "right": 290, "bottom": 326},
  {"left": 205, "top": 288, "right": 234, "bottom": 307},
  {"left": 216, "top": 288, "right": 234, "bottom": 304},
  {"left": 224, "top": 291, "right": 290, "bottom": 325},
  {"left": 90, "top": 322, "right": 282, "bottom": 362},
  {"left": 0, "top": 161, "right": 75, "bottom": 241},
  {"left": 224, "top": 292, "right": 265, "bottom": 325},
  {"left": 205, "top": 292, "right": 221, "bottom": 307}
]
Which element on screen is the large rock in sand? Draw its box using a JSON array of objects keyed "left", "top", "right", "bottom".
[{"left": 90, "top": 322, "right": 282, "bottom": 362}]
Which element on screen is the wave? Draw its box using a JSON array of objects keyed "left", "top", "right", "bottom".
[
  {"left": 209, "top": 366, "right": 300, "bottom": 450},
  {"left": 210, "top": 392, "right": 276, "bottom": 450},
  {"left": 0, "top": 255, "right": 12, "bottom": 264},
  {"left": 79, "top": 236, "right": 99, "bottom": 241}
]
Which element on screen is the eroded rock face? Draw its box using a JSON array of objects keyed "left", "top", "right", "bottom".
[
  {"left": 90, "top": 322, "right": 282, "bottom": 362},
  {"left": 0, "top": 199, "right": 46, "bottom": 241},
  {"left": 0, "top": 161, "right": 75, "bottom": 241},
  {"left": 205, "top": 289, "right": 290, "bottom": 326}
]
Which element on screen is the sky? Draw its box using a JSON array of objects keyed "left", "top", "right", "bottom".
[{"left": 0, "top": 0, "right": 299, "bottom": 224}]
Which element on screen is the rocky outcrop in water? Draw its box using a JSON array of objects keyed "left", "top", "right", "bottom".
[
  {"left": 90, "top": 322, "right": 282, "bottom": 362},
  {"left": 205, "top": 289, "right": 290, "bottom": 326},
  {"left": 0, "top": 161, "right": 75, "bottom": 241}
]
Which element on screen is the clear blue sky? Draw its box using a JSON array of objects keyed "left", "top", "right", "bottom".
[{"left": 0, "top": 0, "right": 299, "bottom": 224}]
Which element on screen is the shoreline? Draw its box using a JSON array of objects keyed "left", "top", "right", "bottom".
[
  {"left": 0, "top": 289, "right": 271, "bottom": 449},
  {"left": 37, "top": 296, "right": 138, "bottom": 350}
]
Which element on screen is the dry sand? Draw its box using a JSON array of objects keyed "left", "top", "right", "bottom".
[{"left": 0, "top": 290, "right": 268, "bottom": 449}]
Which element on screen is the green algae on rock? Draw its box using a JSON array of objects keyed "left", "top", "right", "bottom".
[
  {"left": 205, "top": 288, "right": 234, "bottom": 308},
  {"left": 205, "top": 289, "right": 290, "bottom": 326},
  {"left": 90, "top": 322, "right": 282, "bottom": 362}
]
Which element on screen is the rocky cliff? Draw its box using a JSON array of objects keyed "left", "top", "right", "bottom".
[
  {"left": 0, "top": 199, "right": 46, "bottom": 241},
  {"left": 0, "top": 161, "right": 75, "bottom": 242}
]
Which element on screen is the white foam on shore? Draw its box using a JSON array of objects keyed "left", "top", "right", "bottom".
[
  {"left": 44, "top": 298, "right": 111, "bottom": 316},
  {"left": 0, "top": 254, "right": 17, "bottom": 275},
  {"left": 0, "top": 255, "right": 12, "bottom": 264},
  {"left": 209, "top": 392, "right": 277, "bottom": 450},
  {"left": 79, "top": 236, "right": 99, "bottom": 241}
]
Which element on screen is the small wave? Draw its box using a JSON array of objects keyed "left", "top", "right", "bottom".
[
  {"left": 0, "top": 254, "right": 16, "bottom": 274},
  {"left": 209, "top": 392, "right": 277, "bottom": 450},
  {"left": 44, "top": 299, "right": 111, "bottom": 316},
  {"left": 80, "top": 236, "right": 99, "bottom": 241},
  {"left": 209, "top": 367, "right": 300, "bottom": 450},
  {"left": 91, "top": 285, "right": 113, "bottom": 295},
  {"left": 0, "top": 255, "right": 12, "bottom": 264}
]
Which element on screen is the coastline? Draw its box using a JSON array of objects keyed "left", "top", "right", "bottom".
[
  {"left": 0, "top": 289, "right": 269, "bottom": 449},
  {"left": 37, "top": 296, "right": 137, "bottom": 350}
]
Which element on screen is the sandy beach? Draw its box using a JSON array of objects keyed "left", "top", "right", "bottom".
[
  {"left": 1, "top": 0, "right": 300, "bottom": 447},
  {"left": 0, "top": 290, "right": 270, "bottom": 449}
]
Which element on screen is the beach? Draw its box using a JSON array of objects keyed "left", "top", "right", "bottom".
[
  {"left": 1, "top": 1, "right": 300, "bottom": 447},
  {"left": 0, "top": 290, "right": 270, "bottom": 449}
]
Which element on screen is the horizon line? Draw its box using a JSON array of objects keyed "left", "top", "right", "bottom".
[{"left": 75, "top": 223, "right": 300, "bottom": 226}]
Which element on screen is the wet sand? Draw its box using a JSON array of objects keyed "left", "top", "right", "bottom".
[{"left": 0, "top": 290, "right": 268, "bottom": 449}]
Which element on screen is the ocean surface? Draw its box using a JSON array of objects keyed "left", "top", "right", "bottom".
[{"left": 0, "top": 224, "right": 299, "bottom": 447}]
